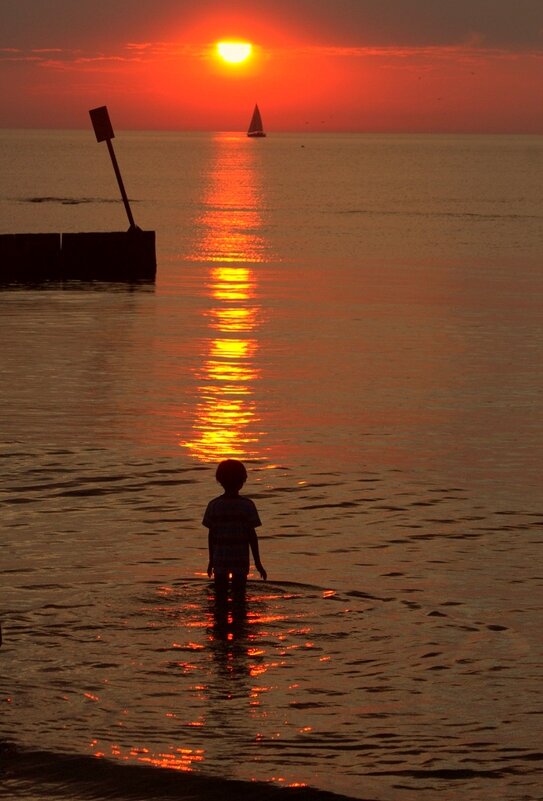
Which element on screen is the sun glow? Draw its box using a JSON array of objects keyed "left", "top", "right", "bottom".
[{"left": 216, "top": 41, "right": 253, "bottom": 64}]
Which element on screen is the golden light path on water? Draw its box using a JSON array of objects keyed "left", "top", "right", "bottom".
[{"left": 181, "top": 134, "right": 266, "bottom": 462}]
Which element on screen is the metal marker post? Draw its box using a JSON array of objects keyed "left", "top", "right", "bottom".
[{"left": 89, "top": 106, "right": 137, "bottom": 230}]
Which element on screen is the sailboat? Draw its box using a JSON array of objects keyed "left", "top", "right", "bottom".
[{"left": 247, "top": 104, "right": 266, "bottom": 138}]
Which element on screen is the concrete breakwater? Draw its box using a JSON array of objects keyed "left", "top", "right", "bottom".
[{"left": 0, "top": 230, "right": 156, "bottom": 283}]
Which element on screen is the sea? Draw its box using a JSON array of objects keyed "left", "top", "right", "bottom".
[{"left": 0, "top": 129, "right": 542, "bottom": 801}]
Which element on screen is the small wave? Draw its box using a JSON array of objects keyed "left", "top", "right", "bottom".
[
  {"left": 368, "top": 767, "right": 518, "bottom": 779},
  {"left": 0, "top": 744, "right": 364, "bottom": 801},
  {"left": 330, "top": 208, "right": 542, "bottom": 221},
  {"left": 18, "top": 196, "right": 129, "bottom": 205}
]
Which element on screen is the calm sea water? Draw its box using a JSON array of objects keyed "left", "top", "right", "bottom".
[{"left": 1, "top": 130, "right": 542, "bottom": 801}]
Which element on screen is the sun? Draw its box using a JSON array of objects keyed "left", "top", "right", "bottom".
[{"left": 216, "top": 41, "right": 253, "bottom": 64}]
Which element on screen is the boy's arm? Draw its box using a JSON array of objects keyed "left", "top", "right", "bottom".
[
  {"left": 207, "top": 529, "right": 214, "bottom": 577},
  {"left": 203, "top": 501, "right": 214, "bottom": 578},
  {"left": 248, "top": 528, "right": 267, "bottom": 580}
]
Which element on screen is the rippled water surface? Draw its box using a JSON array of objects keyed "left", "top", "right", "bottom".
[{"left": 1, "top": 131, "right": 542, "bottom": 801}]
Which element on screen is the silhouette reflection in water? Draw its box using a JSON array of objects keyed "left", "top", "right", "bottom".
[
  {"left": 208, "top": 584, "right": 248, "bottom": 644},
  {"left": 182, "top": 134, "right": 267, "bottom": 462}
]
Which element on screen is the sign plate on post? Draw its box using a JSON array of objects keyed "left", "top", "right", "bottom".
[{"left": 89, "top": 106, "right": 115, "bottom": 142}]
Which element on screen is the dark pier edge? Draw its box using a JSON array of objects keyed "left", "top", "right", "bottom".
[{"left": 0, "top": 230, "right": 156, "bottom": 284}]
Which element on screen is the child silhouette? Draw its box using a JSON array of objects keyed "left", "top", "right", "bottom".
[{"left": 203, "top": 459, "right": 267, "bottom": 599}]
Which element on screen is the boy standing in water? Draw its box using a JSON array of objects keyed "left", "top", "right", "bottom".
[{"left": 203, "top": 459, "right": 267, "bottom": 598}]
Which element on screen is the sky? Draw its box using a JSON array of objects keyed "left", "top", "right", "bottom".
[{"left": 1, "top": 0, "right": 542, "bottom": 132}]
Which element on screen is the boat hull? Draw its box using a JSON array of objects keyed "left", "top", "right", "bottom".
[{"left": 247, "top": 132, "right": 266, "bottom": 138}]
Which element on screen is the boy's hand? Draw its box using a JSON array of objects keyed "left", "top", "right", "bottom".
[
  {"left": 256, "top": 563, "right": 267, "bottom": 581},
  {"left": 207, "top": 562, "right": 213, "bottom": 578}
]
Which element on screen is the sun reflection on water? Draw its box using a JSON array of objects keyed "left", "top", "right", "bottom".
[
  {"left": 182, "top": 135, "right": 268, "bottom": 462},
  {"left": 88, "top": 582, "right": 315, "bottom": 787},
  {"left": 92, "top": 742, "right": 205, "bottom": 772}
]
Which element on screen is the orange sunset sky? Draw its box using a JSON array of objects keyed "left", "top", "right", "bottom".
[{"left": 1, "top": 0, "right": 542, "bottom": 133}]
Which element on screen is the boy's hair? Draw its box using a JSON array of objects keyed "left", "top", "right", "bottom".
[{"left": 216, "top": 459, "right": 247, "bottom": 488}]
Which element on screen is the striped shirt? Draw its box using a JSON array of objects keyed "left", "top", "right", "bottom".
[{"left": 203, "top": 494, "right": 262, "bottom": 575}]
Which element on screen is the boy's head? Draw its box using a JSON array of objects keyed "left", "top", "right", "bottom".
[{"left": 216, "top": 459, "right": 247, "bottom": 492}]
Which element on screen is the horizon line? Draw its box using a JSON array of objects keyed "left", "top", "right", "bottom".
[{"left": 0, "top": 126, "right": 541, "bottom": 136}]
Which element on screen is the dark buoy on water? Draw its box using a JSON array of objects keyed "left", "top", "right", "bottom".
[{"left": 0, "top": 105, "right": 156, "bottom": 284}]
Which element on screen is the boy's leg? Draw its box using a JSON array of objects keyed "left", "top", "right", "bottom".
[
  {"left": 214, "top": 573, "right": 229, "bottom": 603},
  {"left": 231, "top": 573, "right": 247, "bottom": 601}
]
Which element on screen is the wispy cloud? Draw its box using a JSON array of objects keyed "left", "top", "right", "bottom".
[
  {"left": 0, "top": 42, "right": 209, "bottom": 69},
  {"left": 277, "top": 43, "right": 543, "bottom": 61},
  {"left": 1, "top": 41, "right": 541, "bottom": 71}
]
